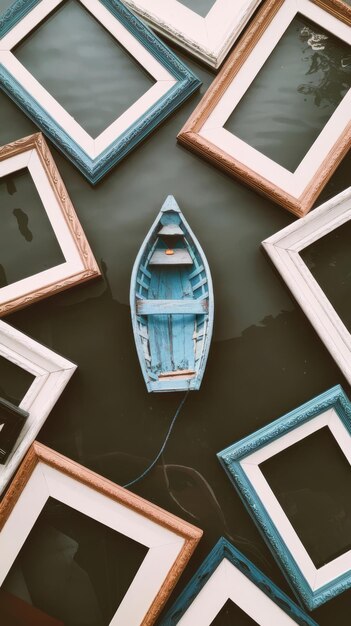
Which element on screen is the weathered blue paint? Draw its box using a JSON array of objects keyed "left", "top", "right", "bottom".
[
  {"left": 130, "top": 195, "right": 214, "bottom": 393},
  {"left": 160, "top": 537, "right": 318, "bottom": 625},
  {"left": 0, "top": 0, "right": 201, "bottom": 184},
  {"left": 217, "top": 385, "right": 351, "bottom": 610}
]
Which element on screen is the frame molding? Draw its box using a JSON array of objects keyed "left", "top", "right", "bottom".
[
  {"left": 178, "top": 0, "right": 351, "bottom": 217},
  {"left": 0, "top": 320, "right": 76, "bottom": 495},
  {"left": 160, "top": 537, "right": 318, "bottom": 625},
  {"left": 0, "top": 132, "right": 100, "bottom": 315},
  {"left": 0, "top": 441, "right": 203, "bottom": 626},
  {"left": 263, "top": 186, "right": 351, "bottom": 384},
  {"left": 217, "top": 385, "right": 351, "bottom": 610},
  {"left": 0, "top": 0, "right": 201, "bottom": 183},
  {"left": 123, "top": 0, "right": 263, "bottom": 69}
]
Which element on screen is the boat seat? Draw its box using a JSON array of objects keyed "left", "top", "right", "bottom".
[
  {"left": 158, "top": 369, "right": 196, "bottom": 381},
  {"left": 158, "top": 224, "right": 184, "bottom": 236},
  {"left": 149, "top": 249, "right": 193, "bottom": 265},
  {"left": 137, "top": 299, "right": 208, "bottom": 315}
]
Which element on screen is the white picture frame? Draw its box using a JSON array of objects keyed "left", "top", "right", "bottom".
[
  {"left": 123, "top": 0, "right": 263, "bottom": 69},
  {"left": 263, "top": 186, "right": 351, "bottom": 384},
  {"left": 0, "top": 442, "right": 202, "bottom": 626},
  {"left": 0, "top": 133, "right": 100, "bottom": 316},
  {"left": 218, "top": 385, "right": 351, "bottom": 609},
  {"left": 161, "top": 537, "right": 317, "bottom": 625},
  {"left": 178, "top": 0, "right": 351, "bottom": 216},
  {"left": 0, "top": 320, "right": 76, "bottom": 496},
  {"left": 0, "top": 0, "right": 200, "bottom": 183}
]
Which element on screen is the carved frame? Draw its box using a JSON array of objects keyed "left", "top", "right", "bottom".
[
  {"left": 178, "top": 0, "right": 351, "bottom": 217},
  {"left": 0, "top": 132, "right": 100, "bottom": 315},
  {"left": 217, "top": 385, "right": 351, "bottom": 610},
  {"left": 122, "top": 0, "right": 263, "bottom": 69},
  {"left": 0, "top": 0, "right": 201, "bottom": 184},
  {"left": 0, "top": 441, "right": 202, "bottom": 626},
  {"left": 0, "top": 320, "right": 76, "bottom": 496},
  {"left": 160, "top": 537, "right": 318, "bottom": 625},
  {"left": 263, "top": 186, "right": 351, "bottom": 384}
]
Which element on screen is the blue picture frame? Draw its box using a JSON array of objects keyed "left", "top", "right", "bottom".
[
  {"left": 160, "top": 537, "right": 318, "bottom": 625},
  {"left": 0, "top": 0, "right": 201, "bottom": 184},
  {"left": 217, "top": 385, "right": 351, "bottom": 610}
]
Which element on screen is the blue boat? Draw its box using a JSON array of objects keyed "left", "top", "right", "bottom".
[{"left": 130, "top": 196, "right": 214, "bottom": 392}]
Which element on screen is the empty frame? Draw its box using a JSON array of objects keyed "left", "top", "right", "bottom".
[
  {"left": 178, "top": 0, "right": 351, "bottom": 216},
  {"left": 0, "top": 442, "right": 202, "bottom": 625}
]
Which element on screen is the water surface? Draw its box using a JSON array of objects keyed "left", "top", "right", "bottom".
[
  {"left": 0, "top": 1, "right": 351, "bottom": 623},
  {"left": 225, "top": 15, "right": 351, "bottom": 171}
]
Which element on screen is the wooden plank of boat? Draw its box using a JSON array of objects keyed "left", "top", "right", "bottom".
[
  {"left": 137, "top": 299, "right": 208, "bottom": 315},
  {"left": 130, "top": 195, "right": 214, "bottom": 393}
]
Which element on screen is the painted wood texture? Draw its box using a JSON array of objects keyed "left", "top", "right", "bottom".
[{"left": 130, "top": 195, "right": 214, "bottom": 392}]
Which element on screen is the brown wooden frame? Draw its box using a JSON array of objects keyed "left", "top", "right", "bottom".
[
  {"left": 178, "top": 0, "right": 351, "bottom": 217},
  {"left": 0, "top": 133, "right": 100, "bottom": 315},
  {"left": 0, "top": 442, "right": 202, "bottom": 625}
]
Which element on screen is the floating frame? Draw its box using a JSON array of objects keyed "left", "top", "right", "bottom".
[
  {"left": 0, "top": 320, "right": 76, "bottom": 496},
  {"left": 217, "top": 385, "right": 351, "bottom": 610},
  {"left": 263, "top": 186, "right": 351, "bottom": 384},
  {"left": 122, "top": 0, "right": 263, "bottom": 69},
  {"left": 0, "top": 133, "right": 100, "bottom": 315},
  {"left": 160, "top": 537, "right": 318, "bottom": 625},
  {"left": 0, "top": 0, "right": 201, "bottom": 183},
  {"left": 178, "top": 0, "right": 351, "bottom": 217},
  {"left": 0, "top": 441, "right": 203, "bottom": 626}
]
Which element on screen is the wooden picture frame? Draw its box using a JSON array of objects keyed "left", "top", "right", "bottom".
[
  {"left": 0, "top": 320, "right": 76, "bottom": 496},
  {"left": 178, "top": 0, "right": 351, "bottom": 217},
  {"left": 263, "top": 186, "right": 351, "bottom": 384},
  {"left": 0, "top": 133, "right": 100, "bottom": 315},
  {"left": 160, "top": 537, "right": 318, "bottom": 625},
  {"left": 0, "top": 442, "right": 202, "bottom": 626},
  {"left": 122, "top": 0, "right": 263, "bottom": 69},
  {"left": 217, "top": 385, "right": 351, "bottom": 610},
  {"left": 0, "top": 0, "right": 201, "bottom": 184}
]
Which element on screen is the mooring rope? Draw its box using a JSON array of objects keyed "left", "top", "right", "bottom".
[{"left": 123, "top": 391, "right": 189, "bottom": 489}]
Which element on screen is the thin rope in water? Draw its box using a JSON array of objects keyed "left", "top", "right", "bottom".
[{"left": 123, "top": 391, "right": 189, "bottom": 489}]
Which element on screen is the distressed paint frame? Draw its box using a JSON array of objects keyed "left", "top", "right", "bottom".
[
  {"left": 0, "top": 0, "right": 201, "bottom": 184},
  {"left": 178, "top": 0, "right": 351, "bottom": 217},
  {"left": 0, "top": 320, "right": 76, "bottom": 495},
  {"left": 0, "top": 442, "right": 202, "bottom": 626},
  {"left": 160, "top": 537, "right": 318, "bottom": 625},
  {"left": 122, "top": 0, "right": 263, "bottom": 69},
  {"left": 217, "top": 385, "right": 351, "bottom": 610},
  {"left": 263, "top": 186, "right": 351, "bottom": 384},
  {"left": 0, "top": 133, "right": 100, "bottom": 315}
]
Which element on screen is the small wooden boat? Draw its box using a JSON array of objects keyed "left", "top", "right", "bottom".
[{"left": 130, "top": 195, "right": 214, "bottom": 392}]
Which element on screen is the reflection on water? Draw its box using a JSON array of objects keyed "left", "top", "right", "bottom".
[
  {"left": 178, "top": 0, "right": 216, "bottom": 18},
  {"left": 1, "top": 497, "right": 148, "bottom": 626},
  {"left": 225, "top": 15, "right": 351, "bottom": 171},
  {"left": 261, "top": 427, "right": 351, "bottom": 567},
  {"left": 301, "top": 220, "right": 351, "bottom": 333},
  {"left": 14, "top": 0, "right": 155, "bottom": 138},
  {"left": 212, "top": 600, "right": 259, "bottom": 626},
  {"left": 0, "top": 169, "right": 65, "bottom": 287},
  {"left": 0, "top": 355, "right": 34, "bottom": 406}
]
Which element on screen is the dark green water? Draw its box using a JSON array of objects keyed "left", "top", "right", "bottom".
[
  {"left": 178, "top": 0, "right": 215, "bottom": 17},
  {"left": 225, "top": 15, "right": 351, "bottom": 172},
  {"left": 0, "top": 0, "right": 351, "bottom": 624},
  {"left": 0, "top": 169, "right": 65, "bottom": 287},
  {"left": 14, "top": 0, "right": 154, "bottom": 138}
]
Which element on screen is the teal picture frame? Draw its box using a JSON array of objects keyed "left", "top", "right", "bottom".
[
  {"left": 217, "top": 385, "right": 351, "bottom": 610},
  {"left": 0, "top": 0, "right": 201, "bottom": 184},
  {"left": 160, "top": 537, "right": 318, "bottom": 625}
]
